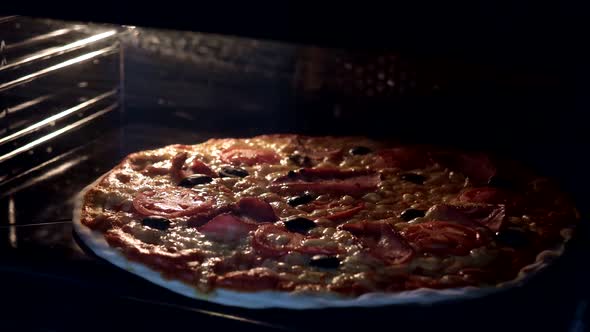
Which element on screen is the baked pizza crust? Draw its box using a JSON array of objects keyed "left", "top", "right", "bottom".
[{"left": 73, "top": 173, "right": 575, "bottom": 309}]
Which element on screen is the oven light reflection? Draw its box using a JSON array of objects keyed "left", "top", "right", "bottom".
[
  {"left": 0, "top": 144, "right": 89, "bottom": 194},
  {"left": 0, "top": 89, "right": 117, "bottom": 147},
  {"left": 0, "top": 30, "right": 118, "bottom": 72},
  {"left": 1, "top": 155, "right": 88, "bottom": 198},
  {"left": 0, "top": 44, "right": 118, "bottom": 92},
  {"left": 0, "top": 103, "right": 117, "bottom": 164},
  {"left": 5, "top": 93, "right": 53, "bottom": 115},
  {"left": 5, "top": 28, "right": 73, "bottom": 50},
  {"left": 8, "top": 196, "right": 17, "bottom": 248}
]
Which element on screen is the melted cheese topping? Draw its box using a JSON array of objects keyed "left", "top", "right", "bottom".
[{"left": 80, "top": 135, "right": 578, "bottom": 295}]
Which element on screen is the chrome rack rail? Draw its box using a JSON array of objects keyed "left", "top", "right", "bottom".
[{"left": 0, "top": 16, "right": 126, "bottom": 188}]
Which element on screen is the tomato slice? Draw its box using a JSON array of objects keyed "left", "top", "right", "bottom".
[
  {"left": 220, "top": 147, "right": 280, "bottom": 166},
  {"left": 133, "top": 188, "right": 213, "bottom": 218},
  {"left": 401, "top": 221, "right": 485, "bottom": 256}
]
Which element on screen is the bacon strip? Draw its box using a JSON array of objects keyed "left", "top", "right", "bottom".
[
  {"left": 133, "top": 189, "right": 213, "bottom": 218},
  {"left": 237, "top": 197, "right": 278, "bottom": 223},
  {"left": 270, "top": 177, "right": 379, "bottom": 196},
  {"left": 270, "top": 168, "right": 380, "bottom": 197},
  {"left": 401, "top": 221, "right": 486, "bottom": 256},
  {"left": 197, "top": 213, "right": 257, "bottom": 241},
  {"left": 221, "top": 147, "right": 280, "bottom": 166},
  {"left": 187, "top": 197, "right": 277, "bottom": 228},
  {"left": 374, "top": 147, "right": 431, "bottom": 170},
  {"left": 274, "top": 167, "right": 374, "bottom": 183},
  {"left": 324, "top": 203, "right": 365, "bottom": 222},
  {"left": 170, "top": 151, "right": 217, "bottom": 179},
  {"left": 341, "top": 221, "right": 414, "bottom": 265},
  {"left": 190, "top": 159, "right": 217, "bottom": 177},
  {"left": 458, "top": 187, "right": 512, "bottom": 205},
  {"left": 433, "top": 152, "right": 496, "bottom": 184},
  {"left": 170, "top": 151, "right": 188, "bottom": 177},
  {"left": 425, "top": 203, "right": 506, "bottom": 232},
  {"left": 252, "top": 224, "right": 342, "bottom": 257}
]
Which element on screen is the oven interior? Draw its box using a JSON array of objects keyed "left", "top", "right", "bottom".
[{"left": 0, "top": 15, "right": 588, "bottom": 331}]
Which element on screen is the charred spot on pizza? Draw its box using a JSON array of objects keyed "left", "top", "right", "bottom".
[
  {"left": 349, "top": 146, "right": 372, "bottom": 155},
  {"left": 141, "top": 216, "right": 171, "bottom": 231},
  {"left": 284, "top": 217, "right": 317, "bottom": 234},
  {"left": 287, "top": 192, "right": 315, "bottom": 207},
  {"left": 309, "top": 255, "right": 340, "bottom": 269},
  {"left": 219, "top": 166, "right": 249, "bottom": 178},
  {"left": 178, "top": 174, "right": 214, "bottom": 187},
  {"left": 400, "top": 209, "right": 426, "bottom": 221},
  {"left": 400, "top": 173, "right": 427, "bottom": 184}
]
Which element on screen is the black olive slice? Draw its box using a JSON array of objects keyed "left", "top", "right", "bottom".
[
  {"left": 141, "top": 216, "right": 171, "bottom": 231},
  {"left": 287, "top": 192, "right": 315, "bottom": 207},
  {"left": 400, "top": 209, "right": 426, "bottom": 221},
  {"left": 219, "top": 166, "right": 249, "bottom": 178},
  {"left": 178, "top": 174, "right": 213, "bottom": 187},
  {"left": 400, "top": 173, "right": 427, "bottom": 184},
  {"left": 284, "top": 217, "right": 317, "bottom": 233},
  {"left": 349, "top": 146, "right": 372, "bottom": 155},
  {"left": 309, "top": 255, "right": 340, "bottom": 269}
]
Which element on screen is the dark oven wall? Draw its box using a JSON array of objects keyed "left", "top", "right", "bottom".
[
  {"left": 0, "top": 15, "right": 587, "bottom": 331},
  {"left": 122, "top": 27, "right": 588, "bottom": 215}
]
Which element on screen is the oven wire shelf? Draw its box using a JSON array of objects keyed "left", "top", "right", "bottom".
[{"left": 0, "top": 16, "right": 125, "bottom": 187}]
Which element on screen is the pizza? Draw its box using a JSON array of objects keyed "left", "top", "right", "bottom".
[{"left": 73, "top": 134, "right": 578, "bottom": 308}]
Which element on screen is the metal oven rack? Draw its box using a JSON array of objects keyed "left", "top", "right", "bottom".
[{"left": 0, "top": 16, "right": 122, "bottom": 191}]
